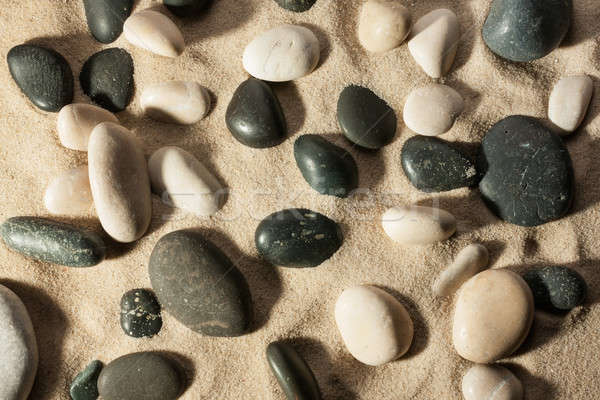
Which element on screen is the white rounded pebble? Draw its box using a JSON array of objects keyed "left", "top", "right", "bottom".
[
  {"left": 382, "top": 205, "right": 456, "bottom": 245},
  {"left": 141, "top": 81, "right": 211, "bottom": 125},
  {"left": 44, "top": 165, "right": 93, "bottom": 216},
  {"left": 432, "top": 244, "right": 489, "bottom": 297},
  {"left": 57, "top": 103, "right": 118, "bottom": 151},
  {"left": 462, "top": 364, "right": 523, "bottom": 400},
  {"left": 124, "top": 10, "right": 184, "bottom": 58},
  {"left": 548, "top": 74, "right": 594, "bottom": 134},
  {"left": 358, "top": 0, "right": 412, "bottom": 53},
  {"left": 403, "top": 84, "right": 464, "bottom": 136}
]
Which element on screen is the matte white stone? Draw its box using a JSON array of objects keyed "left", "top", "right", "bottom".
[
  {"left": 548, "top": 74, "right": 594, "bottom": 133},
  {"left": 403, "top": 84, "right": 464, "bottom": 136},
  {"left": 358, "top": 0, "right": 412, "bottom": 53},
  {"left": 382, "top": 205, "right": 456, "bottom": 245},
  {"left": 141, "top": 81, "right": 211, "bottom": 125},
  {"left": 433, "top": 244, "right": 489, "bottom": 297},
  {"left": 124, "top": 10, "right": 184, "bottom": 58},
  {"left": 462, "top": 364, "right": 523, "bottom": 400},
  {"left": 57, "top": 103, "right": 118, "bottom": 151},
  {"left": 44, "top": 165, "right": 93, "bottom": 216}
]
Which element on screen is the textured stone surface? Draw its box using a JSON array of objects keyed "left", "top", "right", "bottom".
[
  {"left": 433, "top": 244, "right": 489, "bottom": 297},
  {"left": 44, "top": 165, "right": 93, "bottom": 216},
  {"left": 358, "top": 0, "right": 411, "bottom": 53},
  {"left": 164, "top": 0, "right": 211, "bottom": 16},
  {"left": 273, "top": 0, "right": 316, "bottom": 12},
  {"left": 462, "top": 364, "right": 523, "bottom": 400},
  {"left": 124, "top": 10, "right": 185, "bottom": 58},
  {"left": 83, "top": 0, "right": 134, "bottom": 43},
  {"left": 403, "top": 84, "right": 464, "bottom": 136},
  {"left": 382, "top": 205, "right": 456, "bottom": 245},
  {"left": 549, "top": 75, "right": 594, "bottom": 133},
  {"left": 266, "top": 342, "right": 321, "bottom": 400},
  {"left": 141, "top": 81, "right": 211, "bottom": 125},
  {"left": 120, "top": 289, "right": 162, "bottom": 338},
  {"left": 523, "top": 266, "right": 586, "bottom": 312},
  {"left": 69, "top": 360, "right": 103, "bottom": 400},
  {"left": 57, "top": 103, "right": 118, "bottom": 151}
]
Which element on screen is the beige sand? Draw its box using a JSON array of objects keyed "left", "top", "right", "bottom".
[{"left": 0, "top": 0, "right": 599, "bottom": 398}]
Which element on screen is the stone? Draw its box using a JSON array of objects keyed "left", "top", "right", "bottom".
[
  {"left": 274, "top": 0, "right": 316, "bottom": 12},
  {"left": 80, "top": 48, "right": 134, "bottom": 112},
  {"left": 337, "top": 85, "right": 397, "bottom": 149},
  {"left": 0, "top": 216, "right": 105, "bottom": 267},
  {"left": 478, "top": 115, "right": 574, "bottom": 227},
  {"left": 57, "top": 103, "right": 118, "bottom": 151},
  {"left": 358, "top": 0, "right": 411, "bottom": 53},
  {"left": 293, "top": 134, "right": 359, "bottom": 198},
  {"left": 141, "top": 81, "right": 211, "bottom": 125},
  {"left": 124, "top": 10, "right": 185, "bottom": 58},
  {"left": 462, "top": 364, "right": 523, "bottom": 400},
  {"left": 403, "top": 84, "right": 464, "bottom": 136},
  {"left": 408, "top": 9, "right": 460, "bottom": 78},
  {"left": 433, "top": 244, "right": 489, "bottom": 297},
  {"left": 401, "top": 136, "right": 477, "bottom": 193},
  {"left": 335, "top": 285, "right": 413, "bottom": 366},
  {"left": 266, "top": 342, "right": 321, "bottom": 400},
  {"left": 243, "top": 24, "right": 320, "bottom": 82},
  {"left": 548, "top": 75, "right": 594, "bottom": 133},
  {"left": 83, "top": 0, "right": 134, "bottom": 44},
  {"left": 226, "top": 78, "right": 287, "bottom": 148},
  {"left": 88, "top": 122, "right": 152, "bottom": 243},
  {"left": 148, "top": 146, "right": 224, "bottom": 217},
  {"left": 97, "top": 352, "right": 183, "bottom": 400},
  {"left": 120, "top": 289, "right": 162, "bottom": 338},
  {"left": 483, "top": 0, "right": 572, "bottom": 62},
  {"left": 255, "top": 209, "right": 343, "bottom": 268},
  {"left": 382, "top": 205, "right": 456, "bottom": 245},
  {"left": 453, "top": 269, "right": 534, "bottom": 363},
  {"left": 523, "top": 266, "right": 586, "bottom": 312},
  {"left": 70, "top": 360, "right": 103, "bottom": 400},
  {"left": 149, "top": 230, "right": 253, "bottom": 336},
  {"left": 7, "top": 44, "right": 73, "bottom": 112},
  {"left": 0, "top": 285, "right": 38, "bottom": 400},
  {"left": 164, "top": 0, "right": 211, "bottom": 17},
  {"left": 43, "top": 165, "right": 93, "bottom": 215}
]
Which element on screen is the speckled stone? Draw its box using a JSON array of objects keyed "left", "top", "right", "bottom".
[
  {"left": 523, "top": 266, "right": 586, "bottom": 312},
  {"left": 83, "top": 0, "right": 134, "bottom": 43},
  {"left": 120, "top": 289, "right": 162, "bottom": 338},
  {"left": 69, "top": 360, "right": 103, "bottom": 400},
  {"left": 164, "top": 0, "right": 211, "bottom": 16},
  {"left": 273, "top": 0, "right": 316, "bottom": 12},
  {"left": 266, "top": 342, "right": 321, "bottom": 400}
]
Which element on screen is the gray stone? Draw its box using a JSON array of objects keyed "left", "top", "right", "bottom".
[
  {"left": 523, "top": 266, "right": 586, "bottom": 312},
  {"left": 273, "top": 0, "right": 317, "bottom": 12}
]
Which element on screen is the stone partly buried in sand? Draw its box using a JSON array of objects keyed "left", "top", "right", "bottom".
[
  {"left": 266, "top": 342, "right": 321, "bottom": 400},
  {"left": 548, "top": 75, "right": 594, "bottom": 134},
  {"left": 358, "top": 0, "right": 412, "bottom": 53},
  {"left": 403, "top": 84, "right": 464, "bottom": 136},
  {"left": 124, "top": 10, "right": 185, "bottom": 58},
  {"left": 57, "top": 103, "right": 118, "bottom": 151},
  {"left": 141, "top": 81, "right": 211, "bottom": 125},
  {"left": 70, "top": 360, "right": 103, "bottom": 400},
  {"left": 44, "top": 165, "right": 93, "bottom": 216},
  {"left": 273, "top": 0, "right": 317, "bottom": 12},
  {"left": 462, "top": 364, "right": 523, "bottom": 400},
  {"left": 163, "top": 0, "right": 212, "bottom": 17},
  {"left": 83, "top": 0, "right": 134, "bottom": 44},
  {"left": 523, "top": 266, "right": 586, "bottom": 312},
  {"left": 382, "top": 205, "right": 456, "bottom": 245},
  {"left": 433, "top": 244, "right": 489, "bottom": 298},
  {"left": 120, "top": 288, "right": 162, "bottom": 338}
]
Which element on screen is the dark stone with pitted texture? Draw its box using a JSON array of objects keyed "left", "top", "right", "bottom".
[
  {"left": 267, "top": 342, "right": 321, "bottom": 400},
  {"left": 274, "top": 0, "right": 317, "bottom": 12},
  {"left": 83, "top": 0, "right": 134, "bottom": 44},
  {"left": 523, "top": 266, "right": 586, "bottom": 312},
  {"left": 70, "top": 360, "right": 103, "bottom": 400},
  {"left": 164, "top": 0, "right": 212, "bottom": 16},
  {"left": 120, "top": 289, "right": 162, "bottom": 338}
]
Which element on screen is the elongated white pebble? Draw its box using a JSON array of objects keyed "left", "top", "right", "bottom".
[
  {"left": 382, "top": 205, "right": 456, "bottom": 245},
  {"left": 57, "top": 103, "right": 118, "bottom": 151},
  {"left": 141, "top": 81, "right": 211, "bottom": 125},
  {"left": 548, "top": 74, "right": 593, "bottom": 134},
  {"left": 432, "top": 244, "right": 489, "bottom": 297},
  {"left": 44, "top": 165, "right": 93, "bottom": 215},
  {"left": 124, "top": 10, "right": 184, "bottom": 57}
]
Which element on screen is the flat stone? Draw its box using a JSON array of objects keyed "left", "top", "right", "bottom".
[
  {"left": 0, "top": 285, "right": 38, "bottom": 400},
  {"left": 120, "top": 289, "right": 162, "bottom": 338},
  {"left": 141, "top": 81, "right": 211, "bottom": 125},
  {"left": 358, "top": 0, "right": 412, "bottom": 53},
  {"left": 335, "top": 285, "right": 413, "bottom": 366},
  {"left": 7, "top": 44, "right": 73, "bottom": 112},
  {"left": 294, "top": 134, "right": 358, "bottom": 198},
  {"left": 124, "top": 10, "right": 185, "bottom": 58},
  {"left": 478, "top": 115, "right": 574, "bottom": 227},
  {"left": 0, "top": 216, "right": 105, "bottom": 267},
  {"left": 483, "top": 0, "right": 571, "bottom": 62},
  {"left": 88, "top": 122, "right": 152, "bottom": 243},
  {"left": 382, "top": 205, "right": 456, "bottom": 245},
  {"left": 80, "top": 48, "right": 134, "bottom": 112},
  {"left": 255, "top": 208, "right": 343, "bottom": 268},
  {"left": 44, "top": 165, "right": 93, "bottom": 216},
  {"left": 149, "top": 230, "right": 253, "bottom": 336},
  {"left": 70, "top": 360, "right": 103, "bottom": 400},
  {"left": 549, "top": 75, "right": 594, "bottom": 133},
  {"left": 462, "top": 364, "right": 523, "bottom": 400},
  {"left": 226, "top": 78, "right": 287, "bottom": 148},
  {"left": 266, "top": 342, "right": 321, "bottom": 400},
  {"left": 164, "top": 0, "right": 211, "bottom": 17},
  {"left": 57, "top": 103, "right": 118, "bottom": 151},
  {"left": 523, "top": 266, "right": 586, "bottom": 312},
  {"left": 243, "top": 24, "right": 320, "bottom": 82},
  {"left": 433, "top": 244, "right": 489, "bottom": 297},
  {"left": 273, "top": 0, "right": 316, "bottom": 12},
  {"left": 337, "top": 85, "right": 397, "bottom": 149},
  {"left": 83, "top": 0, "right": 134, "bottom": 43},
  {"left": 403, "top": 84, "right": 464, "bottom": 136},
  {"left": 453, "top": 269, "right": 534, "bottom": 363}
]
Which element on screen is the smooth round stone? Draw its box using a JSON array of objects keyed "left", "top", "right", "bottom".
[
  {"left": 80, "top": 48, "right": 134, "bottom": 112},
  {"left": 0, "top": 216, "right": 105, "bottom": 267},
  {"left": 0, "top": 285, "right": 38, "bottom": 400},
  {"left": 358, "top": 0, "right": 411, "bottom": 53},
  {"left": 124, "top": 10, "right": 184, "bottom": 58},
  {"left": 57, "top": 103, "right": 118, "bottom": 151},
  {"left": 83, "top": 0, "right": 134, "bottom": 43},
  {"left": 382, "top": 205, "right": 456, "bottom": 245},
  {"left": 226, "top": 78, "right": 286, "bottom": 148},
  {"left": 141, "top": 81, "right": 210, "bottom": 125},
  {"left": 408, "top": 9, "right": 460, "bottom": 78},
  {"left": 148, "top": 146, "right": 224, "bottom": 217},
  {"left": 70, "top": 360, "right": 103, "bottom": 400},
  {"left": 164, "top": 0, "right": 211, "bottom": 16},
  {"left": 433, "top": 244, "right": 489, "bottom": 298},
  {"left": 403, "top": 84, "right": 464, "bottom": 136},
  {"left": 549, "top": 75, "right": 594, "bottom": 134},
  {"left": 453, "top": 269, "right": 534, "bottom": 363},
  {"left": 7, "top": 44, "right": 73, "bottom": 112},
  {"left": 97, "top": 352, "right": 183, "bottom": 400},
  {"left": 478, "top": 115, "right": 574, "bottom": 227},
  {"left": 401, "top": 136, "right": 477, "bottom": 193},
  {"left": 120, "top": 289, "right": 162, "bottom": 338},
  {"left": 88, "top": 122, "right": 152, "bottom": 243},
  {"left": 274, "top": 0, "right": 316, "bottom": 12},
  {"left": 483, "top": 0, "right": 571, "bottom": 62},
  {"left": 243, "top": 24, "right": 320, "bottom": 82},
  {"left": 149, "top": 230, "right": 253, "bottom": 336},
  {"left": 294, "top": 134, "right": 358, "bottom": 198},
  {"left": 266, "top": 342, "right": 321, "bottom": 400},
  {"left": 462, "top": 364, "right": 523, "bottom": 400},
  {"left": 44, "top": 165, "right": 93, "bottom": 215},
  {"left": 523, "top": 266, "right": 586, "bottom": 312},
  {"left": 337, "top": 85, "right": 397, "bottom": 149},
  {"left": 335, "top": 285, "right": 413, "bottom": 366},
  {"left": 255, "top": 208, "right": 343, "bottom": 268}
]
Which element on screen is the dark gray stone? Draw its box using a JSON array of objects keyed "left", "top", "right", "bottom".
[
  {"left": 164, "top": 0, "right": 212, "bottom": 16},
  {"left": 267, "top": 342, "right": 321, "bottom": 400},
  {"left": 274, "top": 0, "right": 317, "bottom": 12},
  {"left": 70, "top": 360, "right": 103, "bottom": 400},
  {"left": 83, "top": 0, "right": 134, "bottom": 44},
  {"left": 120, "top": 289, "right": 162, "bottom": 338},
  {"left": 523, "top": 266, "right": 586, "bottom": 312}
]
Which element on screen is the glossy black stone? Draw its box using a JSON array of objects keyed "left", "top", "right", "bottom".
[
  {"left": 164, "top": 0, "right": 211, "bottom": 16},
  {"left": 70, "top": 360, "right": 103, "bottom": 400},
  {"left": 83, "top": 0, "right": 134, "bottom": 44},
  {"left": 523, "top": 266, "right": 586, "bottom": 312},
  {"left": 274, "top": 0, "right": 317, "bottom": 12},
  {"left": 80, "top": 48, "right": 134, "bottom": 112},
  {"left": 7, "top": 44, "right": 73, "bottom": 112},
  {"left": 478, "top": 115, "right": 574, "bottom": 227},
  {"left": 120, "top": 289, "right": 162, "bottom": 338},
  {"left": 267, "top": 342, "right": 321, "bottom": 400}
]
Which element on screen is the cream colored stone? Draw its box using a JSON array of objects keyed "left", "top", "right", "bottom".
[
  {"left": 124, "top": 10, "right": 184, "bottom": 58},
  {"left": 403, "top": 84, "right": 464, "bottom": 136},
  {"left": 88, "top": 122, "right": 152, "bottom": 243},
  {"left": 548, "top": 74, "right": 594, "bottom": 134},
  {"left": 408, "top": 9, "right": 460, "bottom": 78},
  {"left": 453, "top": 269, "right": 534, "bottom": 363},
  {"left": 44, "top": 166, "right": 93, "bottom": 216},
  {"left": 335, "top": 285, "right": 413, "bottom": 366},
  {"left": 382, "top": 205, "right": 456, "bottom": 245},
  {"left": 57, "top": 104, "right": 118, "bottom": 151},
  {"left": 433, "top": 244, "right": 488, "bottom": 297},
  {"left": 358, "top": 0, "right": 412, "bottom": 53},
  {"left": 141, "top": 81, "right": 211, "bottom": 125},
  {"left": 462, "top": 364, "right": 523, "bottom": 400}
]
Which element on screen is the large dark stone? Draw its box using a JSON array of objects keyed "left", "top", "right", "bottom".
[
  {"left": 523, "top": 266, "right": 586, "bottom": 312},
  {"left": 267, "top": 342, "right": 321, "bottom": 400},
  {"left": 83, "top": 0, "right": 134, "bottom": 44},
  {"left": 70, "top": 360, "right": 103, "bottom": 400},
  {"left": 273, "top": 0, "right": 317, "bottom": 12},
  {"left": 164, "top": 0, "right": 212, "bottom": 16},
  {"left": 120, "top": 289, "right": 162, "bottom": 338}
]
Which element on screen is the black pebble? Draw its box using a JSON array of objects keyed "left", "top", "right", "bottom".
[
  {"left": 83, "top": 0, "right": 134, "bottom": 44},
  {"left": 273, "top": 0, "right": 317, "bottom": 12},
  {"left": 120, "top": 289, "right": 162, "bottom": 338},
  {"left": 523, "top": 266, "right": 586, "bottom": 312},
  {"left": 164, "top": 0, "right": 212, "bottom": 16},
  {"left": 267, "top": 341, "right": 321, "bottom": 400},
  {"left": 70, "top": 360, "right": 103, "bottom": 400}
]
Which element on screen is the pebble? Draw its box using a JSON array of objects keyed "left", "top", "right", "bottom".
[
  {"left": 358, "top": 0, "right": 412, "bottom": 53},
  {"left": 164, "top": 0, "right": 211, "bottom": 16},
  {"left": 293, "top": 134, "right": 358, "bottom": 198},
  {"left": 462, "top": 364, "right": 523, "bottom": 400},
  {"left": 382, "top": 205, "right": 456, "bottom": 245},
  {"left": 478, "top": 115, "right": 574, "bottom": 227},
  {"left": 57, "top": 103, "right": 118, "bottom": 151},
  {"left": 335, "top": 285, "right": 413, "bottom": 366},
  {"left": 43, "top": 166, "right": 93, "bottom": 216},
  {"left": 149, "top": 230, "right": 253, "bottom": 336},
  {"left": 274, "top": 0, "right": 316, "bottom": 12},
  {"left": 124, "top": 10, "right": 185, "bottom": 58},
  {"left": 483, "top": 0, "right": 571, "bottom": 62},
  {"left": 523, "top": 266, "right": 586, "bottom": 312},
  {"left": 403, "top": 84, "right": 464, "bottom": 136},
  {"left": 408, "top": 9, "right": 460, "bottom": 78},
  {"left": 0, "top": 285, "right": 38, "bottom": 400},
  {"left": 337, "top": 85, "right": 397, "bottom": 149},
  {"left": 80, "top": 48, "right": 134, "bottom": 112},
  {"left": 69, "top": 360, "right": 103, "bottom": 400},
  {"left": 432, "top": 244, "right": 489, "bottom": 297},
  {"left": 255, "top": 208, "right": 343, "bottom": 268},
  {"left": 148, "top": 146, "right": 224, "bottom": 217},
  {"left": 226, "top": 78, "right": 287, "bottom": 148},
  {"left": 7, "top": 44, "right": 73, "bottom": 112},
  {"left": 83, "top": 0, "right": 134, "bottom": 43},
  {"left": 0, "top": 216, "right": 105, "bottom": 267},
  {"left": 88, "top": 122, "right": 152, "bottom": 243},
  {"left": 120, "top": 289, "right": 162, "bottom": 338},
  {"left": 266, "top": 342, "right": 321, "bottom": 400},
  {"left": 401, "top": 136, "right": 477, "bottom": 192},
  {"left": 548, "top": 75, "right": 594, "bottom": 133},
  {"left": 453, "top": 269, "right": 534, "bottom": 363},
  {"left": 243, "top": 24, "right": 320, "bottom": 82},
  {"left": 141, "top": 81, "right": 211, "bottom": 125}
]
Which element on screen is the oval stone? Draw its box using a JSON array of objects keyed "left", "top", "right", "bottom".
[
  {"left": 266, "top": 342, "right": 321, "bottom": 400},
  {"left": 255, "top": 209, "right": 343, "bottom": 268},
  {"left": 273, "top": 0, "right": 317, "bottom": 12},
  {"left": 462, "top": 364, "right": 523, "bottom": 400},
  {"left": 358, "top": 0, "right": 412, "bottom": 53},
  {"left": 523, "top": 266, "right": 586, "bottom": 312},
  {"left": 120, "top": 289, "right": 162, "bottom": 338},
  {"left": 57, "top": 103, "right": 118, "bottom": 151},
  {"left": 549, "top": 75, "right": 594, "bottom": 134},
  {"left": 382, "top": 205, "right": 456, "bottom": 245},
  {"left": 164, "top": 0, "right": 211, "bottom": 16},
  {"left": 433, "top": 244, "right": 489, "bottom": 297},
  {"left": 141, "top": 81, "right": 211, "bottom": 125},
  {"left": 44, "top": 165, "right": 93, "bottom": 216},
  {"left": 124, "top": 10, "right": 185, "bottom": 58},
  {"left": 403, "top": 84, "right": 464, "bottom": 136},
  {"left": 70, "top": 360, "right": 103, "bottom": 400},
  {"left": 83, "top": 0, "right": 134, "bottom": 44}
]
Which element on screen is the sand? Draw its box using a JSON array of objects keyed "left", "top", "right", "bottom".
[{"left": 0, "top": 0, "right": 599, "bottom": 398}]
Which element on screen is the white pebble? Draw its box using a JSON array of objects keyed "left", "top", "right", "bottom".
[
  {"left": 124, "top": 10, "right": 184, "bottom": 58},
  {"left": 57, "top": 104, "right": 118, "bottom": 151},
  {"left": 432, "top": 244, "right": 489, "bottom": 297},
  {"left": 141, "top": 81, "right": 211, "bottom": 125},
  {"left": 403, "top": 84, "right": 464, "bottom": 136},
  {"left": 548, "top": 74, "right": 593, "bottom": 133},
  {"left": 382, "top": 205, "right": 456, "bottom": 245},
  {"left": 44, "top": 165, "right": 93, "bottom": 216},
  {"left": 462, "top": 364, "right": 523, "bottom": 400},
  {"left": 358, "top": 0, "right": 412, "bottom": 53}
]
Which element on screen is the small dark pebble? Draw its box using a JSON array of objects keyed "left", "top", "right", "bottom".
[
  {"left": 267, "top": 341, "right": 321, "bottom": 400},
  {"left": 70, "top": 360, "right": 103, "bottom": 400},
  {"left": 83, "top": 0, "right": 134, "bottom": 44},
  {"left": 120, "top": 289, "right": 162, "bottom": 338},
  {"left": 523, "top": 266, "right": 586, "bottom": 312},
  {"left": 273, "top": 0, "right": 317, "bottom": 12},
  {"left": 164, "top": 0, "right": 212, "bottom": 16}
]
